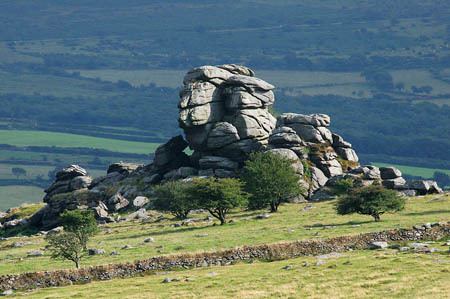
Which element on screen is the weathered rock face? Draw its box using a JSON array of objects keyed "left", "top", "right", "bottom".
[
  {"left": 44, "top": 165, "right": 92, "bottom": 202},
  {"left": 178, "top": 64, "right": 276, "bottom": 162}
]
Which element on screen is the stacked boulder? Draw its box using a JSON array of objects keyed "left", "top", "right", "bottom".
[
  {"left": 43, "top": 165, "right": 92, "bottom": 202},
  {"left": 179, "top": 64, "right": 276, "bottom": 166},
  {"left": 268, "top": 113, "right": 359, "bottom": 194}
]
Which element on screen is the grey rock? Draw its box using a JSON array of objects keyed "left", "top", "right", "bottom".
[
  {"left": 335, "top": 147, "right": 359, "bottom": 163},
  {"left": 88, "top": 248, "right": 105, "bottom": 256},
  {"left": 133, "top": 196, "right": 149, "bottom": 208},
  {"left": 108, "top": 193, "right": 129, "bottom": 212},
  {"left": 163, "top": 167, "right": 198, "bottom": 180},
  {"left": 218, "top": 64, "right": 255, "bottom": 76},
  {"left": 1, "top": 290, "right": 13, "bottom": 296},
  {"left": 69, "top": 176, "right": 92, "bottom": 190},
  {"left": 144, "top": 237, "right": 155, "bottom": 243},
  {"left": 380, "top": 167, "right": 402, "bottom": 180},
  {"left": 224, "top": 109, "right": 276, "bottom": 140},
  {"left": 266, "top": 148, "right": 299, "bottom": 162},
  {"left": 408, "top": 180, "right": 443, "bottom": 195},
  {"left": 223, "top": 87, "right": 272, "bottom": 109},
  {"left": 206, "top": 122, "right": 240, "bottom": 149},
  {"left": 179, "top": 101, "right": 225, "bottom": 127},
  {"left": 153, "top": 135, "right": 189, "bottom": 170},
  {"left": 27, "top": 250, "right": 44, "bottom": 257},
  {"left": 382, "top": 177, "right": 407, "bottom": 189},
  {"left": 268, "top": 126, "right": 303, "bottom": 145},
  {"left": 400, "top": 189, "right": 417, "bottom": 197},
  {"left": 107, "top": 162, "right": 140, "bottom": 175},
  {"left": 226, "top": 74, "right": 274, "bottom": 91},
  {"left": 255, "top": 213, "right": 271, "bottom": 219},
  {"left": 179, "top": 81, "right": 221, "bottom": 109},
  {"left": 350, "top": 166, "right": 381, "bottom": 180},
  {"left": 369, "top": 241, "right": 389, "bottom": 249},
  {"left": 278, "top": 113, "right": 331, "bottom": 127},
  {"left": 199, "top": 156, "right": 239, "bottom": 170},
  {"left": 311, "top": 167, "right": 328, "bottom": 191},
  {"left": 332, "top": 133, "right": 352, "bottom": 148},
  {"left": 183, "top": 66, "right": 233, "bottom": 84},
  {"left": 127, "top": 208, "right": 149, "bottom": 221},
  {"left": 287, "top": 123, "right": 324, "bottom": 143},
  {"left": 55, "top": 165, "right": 87, "bottom": 181}
]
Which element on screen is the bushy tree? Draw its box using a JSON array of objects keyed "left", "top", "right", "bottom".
[
  {"left": 336, "top": 185, "right": 405, "bottom": 222},
  {"left": 46, "top": 210, "right": 98, "bottom": 269},
  {"left": 59, "top": 210, "right": 98, "bottom": 249},
  {"left": 332, "top": 178, "right": 355, "bottom": 195},
  {"left": 153, "top": 180, "right": 197, "bottom": 219},
  {"left": 242, "top": 152, "right": 303, "bottom": 212},
  {"left": 191, "top": 178, "right": 248, "bottom": 225},
  {"left": 46, "top": 232, "right": 84, "bottom": 268},
  {"left": 11, "top": 167, "right": 27, "bottom": 179}
]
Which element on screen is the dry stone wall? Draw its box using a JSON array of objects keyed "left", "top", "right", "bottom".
[{"left": 1, "top": 222, "right": 448, "bottom": 292}]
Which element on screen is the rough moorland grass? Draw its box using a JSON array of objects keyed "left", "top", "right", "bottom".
[
  {"left": 16, "top": 248, "right": 450, "bottom": 299},
  {"left": 0, "top": 130, "right": 159, "bottom": 154},
  {"left": 372, "top": 162, "right": 450, "bottom": 178},
  {"left": 0, "top": 194, "right": 449, "bottom": 276}
]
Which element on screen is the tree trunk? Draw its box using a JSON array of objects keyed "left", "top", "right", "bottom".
[
  {"left": 270, "top": 202, "right": 279, "bottom": 213},
  {"left": 372, "top": 214, "right": 381, "bottom": 222}
]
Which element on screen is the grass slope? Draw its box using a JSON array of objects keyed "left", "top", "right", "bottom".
[
  {"left": 17, "top": 248, "right": 450, "bottom": 299},
  {"left": 0, "top": 130, "right": 159, "bottom": 155},
  {"left": 1, "top": 194, "right": 449, "bottom": 276}
]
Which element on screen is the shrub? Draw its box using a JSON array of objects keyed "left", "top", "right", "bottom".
[
  {"left": 191, "top": 178, "right": 248, "bottom": 225},
  {"left": 153, "top": 180, "right": 197, "bottom": 219},
  {"left": 332, "top": 178, "right": 354, "bottom": 195},
  {"left": 242, "top": 152, "right": 303, "bottom": 212},
  {"left": 336, "top": 185, "right": 405, "bottom": 222}
]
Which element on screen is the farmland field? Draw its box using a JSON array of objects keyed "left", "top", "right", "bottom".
[
  {"left": 372, "top": 162, "right": 450, "bottom": 178},
  {"left": 0, "top": 186, "right": 44, "bottom": 211},
  {"left": 0, "top": 130, "right": 159, "bottom": 155}
]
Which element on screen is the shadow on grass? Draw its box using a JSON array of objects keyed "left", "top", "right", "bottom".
[
  {"left": 403, "top": 210, "right": 450, "bottom": 216},
  {"left": 304, "top": 220, "right": 373, "bottom": 228}
]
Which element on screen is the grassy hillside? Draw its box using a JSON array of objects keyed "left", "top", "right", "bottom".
[
  {"left": 1, "top": 194, "right": 448, "bottom": 276},
  {"left": 18, "top": 249, "right": 450, "bottom": 299}
]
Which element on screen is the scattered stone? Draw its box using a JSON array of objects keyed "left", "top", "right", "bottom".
[
  {"left": 255, "top": 213, "right": 271, "bottom": 220},
  {"left": 133, "top": 196, "right": 149, "bottom": 208},
  {"left": 399, "top": 247, "right": 410, "bottom": 252},
  {"left": 88, "top": 248, "right": 105, "bottom": 256},
  {"left": 282, "top": 265, "right": 294, "bottom": 270},
  {"left": 27, "top": 250, "right": 44, "bottom": 257},
  {"left": 369, "top": 241, "right": 389, "bottom": 249},
  {"left": 110, "top": 251, "right": 119, "bottom": 256},
  {"left": 1, "top": 290, "right": 13, "bottom": 296},
  {"left": 144, "top": 237, "right": 155, "bottom": 243},
  {"left": 121, "top": 245, "right": 133, "bottom": 250}
]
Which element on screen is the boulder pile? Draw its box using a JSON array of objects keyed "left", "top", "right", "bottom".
[{"left": 9, "top": 64, "right": 443, "bottom": 231}]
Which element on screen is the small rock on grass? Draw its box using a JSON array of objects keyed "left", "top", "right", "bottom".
[
  {"left": 369, "top": 241, "right": 389, "bottom": 249},
  {"left": 282, "top": 265, "right": 294, "bottom": 270},
  {"left": 1, "top": 290, "right": 13, "bottom": 296},
  {"left": 144, "top": 237, "right": 155, "bottom": 243}
]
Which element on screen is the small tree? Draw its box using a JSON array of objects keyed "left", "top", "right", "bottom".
[
  {"left": 336, "top": 185, "right": 405, "bottom": 222},
  {"left": 153, "top": 180, "right": 197, "bottom": 219},
  {"left": 11, "top": 167, "right": 27, "bottom": 179},
  {"left": 192, "top": 178, "right": 248, "bottom": 225},
  {"left": 242, "top": 152, "right": 303, "bottom": 212},
  {"left": 46, "top": 232, "right": 84, "bottom": 268},
  {"left": 59, "top": 210, "right": 98, "bottom": 249},
  {"left": 46, "top": 210, "right": 98, "bottom": 268}
]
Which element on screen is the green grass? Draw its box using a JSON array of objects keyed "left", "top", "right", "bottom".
[
  {"left": 0, "top": 130, "right": 159, "bottom": 155},
  {"left": 372, "top": 162, "right": 450, "bottom": 178},
  {"left": 0, "top": 186, "right": 44, "bottom": 211},
  {"left": 16, "top": 248, "right": 450, "bottom": 299},
  {"left": 0, "top": 194, "right": 448, "bottom": 276}
]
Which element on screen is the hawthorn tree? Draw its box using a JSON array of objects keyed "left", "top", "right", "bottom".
[
  {"left": 46, "top": 210, "right": 98, "bottom": 268},
  {"left": 336, "top": 185, "right": 405, "bottom": 222},
  {"left": 191, "top": 178, "right": 248, "bottom": 225},
  {"left": 153, "top": 180, "right": 197, "bottom": 219},
  {"left": 242, "top": 152, "right": 303, "bottom": 212}
]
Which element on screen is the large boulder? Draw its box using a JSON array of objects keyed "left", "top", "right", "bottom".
[{"left": 380, "top": 167, "right": 402, "bottom": 180}]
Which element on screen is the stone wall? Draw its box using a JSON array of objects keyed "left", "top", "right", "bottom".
[{"left": 1, "top": 222, "right": 448, "bottom": 292}]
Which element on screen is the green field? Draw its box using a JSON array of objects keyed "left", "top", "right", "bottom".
[
  {"left": 1, "top": 194, "right": 448, "bottom": 276},
  {"left": 0, "top": 130, "right": 159, "bottom": 155},
  {"left": 0, "top": 186, "right": 44, "bottom": 211},
  {"left": 372, "top": 162, "right": 450, "bottom": 178},
  {"left": 18, "top": 248, "right": 450, "bottom": 299}
]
